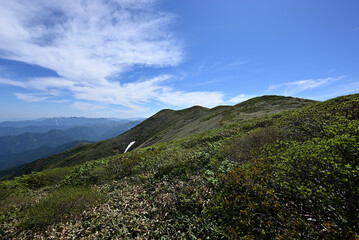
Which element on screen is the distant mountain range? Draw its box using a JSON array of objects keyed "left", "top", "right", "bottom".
[
  {"left": 2, "top": 95, "right": 315, "bottom": 178},
  {"left": 0, "top": 117, "right": 141, "bottom": 136},
  {"left": 0, "top": 141, "right": 89, "bottom": 172},
  {"left": 0, "top": 116, "right": 126, "bottom": 127},
  {"left": 0, "top": 117, "right": 143, "bottom": 171}
]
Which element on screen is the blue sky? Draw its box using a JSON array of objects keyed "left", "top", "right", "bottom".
[{"left": 0, "top": 0, "right": 358, "bottom": 120}]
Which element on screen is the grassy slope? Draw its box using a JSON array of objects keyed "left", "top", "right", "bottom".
[
  {"left": 2, "top": 94, "right": 358, "bottom": 239},
  {"left": 4, "top": 95, "right": 313, "bottom": 179}
]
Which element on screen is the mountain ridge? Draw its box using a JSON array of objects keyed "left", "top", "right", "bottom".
[
  {"left": 2, "top": 95, "right": 315, "bottom": 179},
  {"left": 1, "top": 93, "right": 358, "bottom": 239}
]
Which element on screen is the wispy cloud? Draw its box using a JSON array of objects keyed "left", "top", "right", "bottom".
[
  {"left": 192, "top": 59, "right": 247, "bottom": 75},
  {"left": 215, "top": 59, "right": 247, "bottom": 72},
  {"left": 0, "top": 0, "right": 182, "bottom": 81},
  {"left": 1, "top": 74, "right": 225, "bottom": 109},
  {"left": 312, "top": 80, "right": 359, "bottom": 100},
  {"left": 14, "top": 93, "right": 49, "bottom": 102},
  {"left": 0, "top": 0, "right": 226, "bottom": 112},
  {"left": 228, "top": 94, "right": 256, "bottom": 104},
  {"left": 265, "top": 76, "right": 345, "bottom": 96},
  {"left": 157, "top": 90, "right": 224, "bottom": 107},
  {"left": 0, "top": 78, "right": 26, "bottom": 87}
]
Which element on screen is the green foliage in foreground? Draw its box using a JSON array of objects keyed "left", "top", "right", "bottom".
[
  {"left": 23, "top": 186, "right": 104, "bottom": 228},
  {"left": 0, "top": 94, "right": 359, "bottom": 239},
  {"left": 268, "top": 121, "right": 359, "bottom": 236}
]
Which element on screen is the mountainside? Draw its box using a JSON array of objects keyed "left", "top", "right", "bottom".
[
  {"left": 0, "top": 141, "right": 90, "bottom": 175},
  {"left": 0, "top": 125, "right": 70, "bottom": 137},
  {"left": 4, "top": 95, "right": 314, "bottom": 178},
  {"left": 0, "top": 130, "right": 73, "bottom": 155},
  {"left": 0, "top": 120, "right": 141, "bottom": 172},
  {"left": 0, "top": 93, "right": 358, "bottom": 239}
]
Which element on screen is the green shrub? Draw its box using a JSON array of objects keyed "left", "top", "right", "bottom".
[
  {"left": 219, "top": 126, "right": 289, "bottom": 163},
  {"left": 269, "top": 134, "right": 359, "bottom": 237},
  {"left": 11, "top": 167, "right": 73, "bottom": 190},
  {"left": 0, "top": 194, "right": 33, "bottom": 213},
  {"left": 154, "top": 151, "right": 210, "bottom": 180},
  {"left": 15, "top": 172, "right": 48, "bottom": 189},
  {"left": 42, "top": 167, "right": 73, "bottom": 186},
  {"left": 106, "top": 155, "right": 140, "bottom": 180},
  {"left": 58, "top": 159, "right": 109, "bottom": 186},
  {"left": 22, "top": 186, "right": 104, "bottom": 228},
  {"left": 207, "top": 158, "right": 312, "bottom": 239},
  {"left": 0, "top": 183, "right": 15, "bottom": 202}
]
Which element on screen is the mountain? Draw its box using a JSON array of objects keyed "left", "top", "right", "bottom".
[
  {"left": 0, "top": 117, "right": 143, "bottom": 136},
  {"left": 0, "top": 120, "right": 142, "bottom": 171},
  {"left": 0, "top": 121, "right": 141, "bottom": 156},
  {"left": 0, "top": 141, "right": 89, "bottom": 175},
  {"left": 4, "top": 95, "right": 314, "bottom": 178},
  {"left": 0, "top": 117, "right": 129, "bottom": 128},
  {"left": 1, "top": 93, "right": 358, "bottom": 239},
  {"left": 0, "top": 125, "right": 70, "bottom": 137},
  {"left": 0, "top": 130, "right": 73, "bottom": 155}
]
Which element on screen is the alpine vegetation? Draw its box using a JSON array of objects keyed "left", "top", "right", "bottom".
[{"left": 0, "top": 94, "right": 358, "bottom": 239}]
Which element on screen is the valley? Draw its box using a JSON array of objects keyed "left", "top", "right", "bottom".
[{"left": 0, "top": 118, "right": 142, "bottom": 173}]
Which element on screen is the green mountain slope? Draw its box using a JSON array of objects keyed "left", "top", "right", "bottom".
[
  {"left": 5, "top": 95, "right": 313, "bottom": 178},
  {"left": 0, "top": 141, "right": 91, "bottom": 177},
  {"left": 0, "top": 93, "right": 358, "bottom": 239}
]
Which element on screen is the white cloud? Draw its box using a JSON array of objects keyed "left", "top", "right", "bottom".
[
  {"left": 265, "top": 76, "right": 344, "bottom": 95},
  {"left": 15, "top": 93, "right": 49, "bottom": 102},
  {"left": 0, "top": 0, "right": 182, "bottom": 83},
  {"left": 0, "top": 74, "right": 226, "bottom": 110},
  {"left": 228, "top": 94, "right": 255, "bottom": 104},
  {"left": 215, "top": 59, "right": 247, "bottom": 72},
  {"left": 312, "top": 81, "right": 359, "bottom": 100},
  {"left": 0, "top": 0, "right": 227, "bottom": 112},
  {"left": 0, "top": 78, "right": 27, "bottom": 87},
  {"left": 0, "top": 0, "right": 228, "bottom": 113},
  {"left": 157, "top": 90, "right": 224, "bottom": 108}
]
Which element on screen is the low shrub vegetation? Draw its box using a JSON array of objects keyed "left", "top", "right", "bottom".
[
  {"left": 1, "top": 94, "right": 359, "bottom": 239},
  {"left": 22, "top": 186, "right": 104, "bottom": 229}
]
